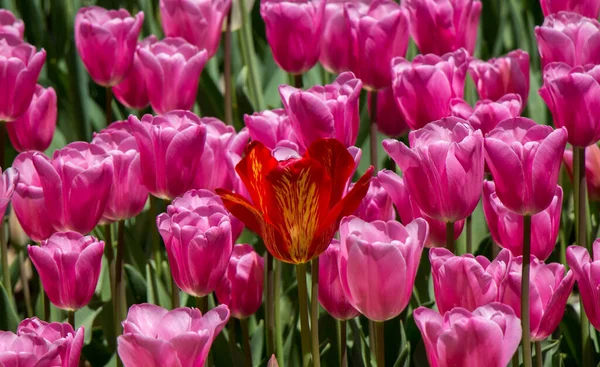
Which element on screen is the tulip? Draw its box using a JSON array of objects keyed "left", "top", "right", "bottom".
[
  {"left": 384, "top": 117, "right": 484, "bottom": 223},
  {"left": 17, "top": 318, "right": 84, "bottom": 367},
  {"left": 353, "top": 177, "right": 394, "bottom": 222},
  {"left": 468, "top": 49, "right": 530, "bottom": 105},
  {"left": 260, "top": 0, "right": 325, "bottom": 74},
  {"left": 137, "top": 38, "right": 208, "bottom": 114},
  {"left": 118, "top": 304, "right": 230, "bottom": 367},
  {"left": 414, "top": 303, "right": 522, "bottom": 367},
  {"left": 0, "top": 35, "right": 46, "bottom": 122},
  {"left": 279, "top": 72, "right": 362, "bottom": 149},
  {"left": 28, "top": 232, "right": 104, "bottom": 310},
  {"left": 564, "top": 145, "right": 600, "bottom": 201},
  {"left": 338, "top": 216, "right": 427, "bottom": 321},
  {"left": 391, "top": 49, "right": 469, "bottom": 130},
  {"left": 449, "top": 94, "right": 522, "bottom": 136},
  {"left": 0, "top": 9, "right": 24, "bottom": 39},
  {"left": 0, "top": 167, "right": 18, "bottom": 217},
  {"left": 345, "top": 0, "right": 409, "bottom": 90},
  {"left": 75, "top": 6, "right": 144, "bottom": 87},
  {"left": 368, "top": 87, "right": 409, "bottom": 137},
  {"left": 244, "top": 109, "right": 300, "bottom": 151},
  {"left": 268, "top": 355, "right": 279, "bottom": 367},
  {"left": 484, "top": 117, "right": 567, "bottom": 215},
  {"left": 217, "top": 138, "right": 372, "bottom": 264},
  {"left": 160, "top": 0, "right": 231, "bottom": 58},
  {"left": 129, "top": 110, "right": 207, "bottom": 200},
  {"left": 567, "top": 241, "right": 600, "bottom": 330},
  {"left": 215, "top": 244, "right": 264, "bottom": 319},
  {"left": 540, "top": 0, "right": 600, "bottom": 17},
  {"left": 535, "top": 12, "right": 600, "bottom": 68},
  {"left": 483, "top": 181, "right": 562, "bottom": 260}
]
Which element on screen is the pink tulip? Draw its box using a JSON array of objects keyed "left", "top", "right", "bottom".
[
  {"left": 353, "top": 177, "right": 394, "bottom": 222},
  {"left": 378, "top": 169, "right": 465, "bottom": 247},
  {"left": 484, "top": 117, "right": 567, "bottom": 215},
  {"left": 215, "top": 244, "right": 264, "bottom": 319},
  {"left": 112, "top": 36, "right": 158, "bottom": 110},
  {"left": 339, "top": 216, "right": 428, "bottom": 321},
  {"left": 391, "top": 49, "right": 469, "bottom": 130},
  {"left": 17, "top": 318, "right": 84, "bottom": 367},
  {"left": 0, "top": 167, "right": 18, "bottom": 218},
  {"left": 564, "top": 145, "right": 600, "bottom": 201},
  {"left": 75, "top": 6, "right": 144, "bottom": 87},
  {"left": 345, "top": 0, "right": 409, "bottom": 90},
  {"left": 137, "top": 38, "right": 208, "bottom": 114},
  {"left": 566, "top": 241, "right": 600, "bottom": 330},
  {"left": 260, "top": 0, "right": 325, "bottom": 74},
  {"left": 540, "top": 0, "right": 600, "bottom": 17},
  {"left": 279, "top": 72, "right": 362, "bottom": 149},
  {"left": 0, "top": 35, "right": 46, "bottom": 122},
  {"left": 468, "top": 50, "right": 530, "bottom": 105},
  {"left": 414, "top": 303, "right": 522, "bottom": 367},
  {"left": 118, "top": 304, "right": 230, "bottom": 367},
  {"left": 157, "top": 189, "right": 234, "bottom": 297},
  {"left": 268, "top": 355, "right": 279, "bottom": 367},
  {"left": 129, "top": 110, "right": 207, "bottom": 200},
  {"left": 384, "top": 117, "right": 484, "bottom": 223},
  {"left": 160, "top": 0, "right": 231, "bottom": 58},
  {"left": 535, "top": 12, "right": 600, "bottom": 68},
  {"left": 483, "top": 181, "right": 562, "bottom": 260},
  {"left": 368, "top": 87, "right": 409, "bottom": 137},
  {"left": 28, "top": 232, "right": 104, "bottom": 311},
  {"left": 244, "top": 109, "right": 300, "bottom": 151},
  {"left": 449, "top": 94, "right": 522, "bottom": 136},
  {"left": 0, "top": 9, "right": 24, "bottom": 39}
]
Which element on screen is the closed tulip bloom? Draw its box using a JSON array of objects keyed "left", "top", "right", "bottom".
[
  {"left": 564, "top": 145, "right": 600, "bottom": 201},
  {"left": 0, "top": 9, "right": 24, "bottom": 39},
  {"left": 75, "top": 6, "right": 144, "bottom": 87},
  {"left": 345, "top": 0, "right": 409, "bottom": 90},
  {"left": 353, "top": 177, "right": 394, "bottom": 222},
  {"left": 535, "top": 12, "right": 600, "bottom": 68},
  {"left": 484, "top": 117, "right": 567, "bottom": 215},
  {"left": 540, "top": 0, "right": 600, "bottom": 17},
  {"left": 160, "top": 0, "right": 231, "bottom": 58},
  {"left": 244, "top": 109, "right": 300, "bottom": 151},
  {"left": 414, "top": 303, "right": 522, "bottom": 367},
  {"left": 450, "top": 94, "right": 522, "bottom": 136},
  {"left": 567, "top": 241, "right": 600, "bottom": 330},
  {"left": 384, "top": 117, "right": 484, "bottom": 223},
  {"left": 468, "top": 50, "right": 530, "bottom": 105},
  {"left": 28, "top": 232, "right": 104, "bottom": 310},
  {"left": 215, "top": 244, "right": 264, "bottom": 319},
  {"left": 0, "top": 167, "right": 18, "bottom": 217},
  {"left": 261, "top": 0, "right": 325, "bottom": 74},
  {"left": 17, "top": 318, "right": 84, "bottom": 367},
  {"left": 483, "top": 181, "right": 562, "bottom": 260},
  {"left": 268, "top": 355, "right": 279, "bottom": 367},
  {"left": 368, "top": 87, "right": 409, "bottom": 137},
  {"left": 0, "top": 35, "right": 46, "bottom": 122},
  {"left": 391, "top": 49, "right": 469, "bottom": 130},
  {"left": 217, "top": 138, "right": 372, "bottom": 264},
  {"left": 118, "top": 304, "right": 230, "bottom": 367},
  {"left": 138, "top": 38, "right": 208, "bottom": 114}
]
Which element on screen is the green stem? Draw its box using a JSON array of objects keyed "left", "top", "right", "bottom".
[
  {"left": 0, "top": 218, "right": 10, "bottom": 300},
  {"left": 224, "top": 7, "right": 233, "bottom": 126},
  {"left": 339, "top": 320, "right": 348, "bottom": 367},
  {"left": 103, "top": 224, "right": 115, "bottom": 300},
  {"left": 522, "top": 214, "right": 532, "bottom": 367},
  {"left": 171, "top": 277, "right": 179, "bottom": 309},
  {"left": 241, "top": 318, "right": 253, "bottom": 367},
  {"left": 68, "top": 310, "right": 75, "bottom": 329},
  {"left": 311, "top": 258, "right": 320, "bottom": 367},
  {"left": 375, "top": 321, "right": 385, "bottom": 367},
  {"left": 296, "top": 263, "right": 312, "bottom": 367},
  {"left": 149, "top": 197, "right": 162, "bottom": 279},
  {"left": 237, "top": 0, "right": 265, "bottom": 110},
  {"left": 294, "top": 74, "right": 303, "bottom": 89},
  {"left": 369, "top": 321, "right": 376, "bottom": 363},
  {"left": 446, "top": 222, "right": 455, "bottom": 254},
  {"left": 369, "top": 91, "right": 378, "bottom": 172},
  {"left": 106, "top": 87, "right": 112, "bottom": 127},
  {"left": 227, "top": 319, "right": 237, "bottom": 358},
  {"left": 265, "top": 253, "right": 275, "bottom": 359},
  {"left": 466, "top": 215, "right": 472, "bottom": 254},
  {"left": 535, "top": 341, "right": 542, "bottom": 367},
  {"left": 42, "top": 284, "right": 50, "bottom": 321},
  {"left": 19, "top": 251, "right": 33, "bottom": 317},
  {"left": 274, "top": 260, "right": 284, "bottom": 366},
  {"left": 115, "top": 220, "right": 126, "bottom": 335}
]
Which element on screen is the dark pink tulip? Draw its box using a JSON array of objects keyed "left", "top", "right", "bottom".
[
  {"left": 391, "top": 48, "right": 469, "bottom": 130},
  {"left": 368, "top": 87, "right": 409, "bottom": 137},
  {"left": 484, "top": 117, "right": 567, "bottom": 215},
  {"left": 7, "top": 85, "right": 57, "bottom": 153},
  {"left": 564, "top": 145, "right": 600, "bottom": 201},
  {"left": 384, "top": 117, "right": 484, "bottom": 223},
  {"left": 215, "top": 244, "right": 264, "bottom": 319},
  {"left": 345, "top": 0, "right": 409, "bottom": 90},
  {"left": 244, "top": 109, "right": 301, "bottom": 151},
  {"left": 0, "top": 9, "right": 24, "bottom": 39},
  {"left": 430, "top": 248, "right": 511, "bottom": 315},
  {"left": 138, "top": 38, "right": 208, "bottom": 114},
  {"left": 449, "top": 94, "right": 522, "bottom": 136},
  {"left": 28, "top": 232, "right": 104, "bottom": 311},
  {"left": 483, "top": 181, "right": 562, "bottom": 261},
  {"left": 160, "top": 0, "right": 231, "bottom": 58},
  {"left": 260, "top": 0, "right": 325, "bottom": 74},
  {"left": 414, "top": 303, "right": 522, "bottom": 367},
  {"left": 339, "top": 216, "right": 428, "bottom": 321},
  {"left": 567, "top": 241, "right": 600, "bottom": 330},
  {"left": 468, "top": 50, "right": 530, "bottom": 105},
  {"left": 500, "top": 256, "right": 574, "bottom": 341},
  {"left": 535, "top": 12, "right": 600, "bottom": 68},
  {"left": 17, "top": 318, "right": 84, "bottom": 367},
  {"left": 118, "top": 304, "right": 230, "bottom": 367},
  {"left": 279, "top": 72, "right": 362, "bottom": 149},
  {"left": 0, "top": 35, "right": 46, "bottom": 122},
  {"left": 75, "top": 6, "right": 144, "bottom": 87},
  {"left": 129, "top": 110, "right": 207, "bottom": 200},
  {"left": 353, "top": 177, "right": 394, "bottom": 222},
  {"left": 540, "top": 0, "right": 600, "bottom": 17},
  {"left": 157, "top": 190, "right": 234, "bottom": 297},
  {"left": 0, "top": 167, "right": 18, "bottom": 217}
]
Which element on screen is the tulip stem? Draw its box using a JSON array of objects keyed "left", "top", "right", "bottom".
[
  {"left": 521, "top": 214, "right": 532, "bottom": 367},
  {"left": 196, "top": 296, "right": 208, "bottom": 313},
  {"left": 103, "top": 224, "right": 115, "bottom": 296},
  {"left": 227, "top": 319, "right": 237, "bottom": 356},
  {"left": 296, "top": 263, "right": 312, "bottom": 367},
  {"left": 149, "top": 197, "right": 162, "bottom": 279},
  {"left": 105, "top": 87, "right": 112, "bottom": 127},
  {"left": 274, "top": 259, "right": 284, "bottom": 366},
  {"left": 42, "top": 285, "right": 50, "bottom": 321},
  {"left": 0, "top": 219, "right": 11, "bottom": 301},
  {"left": 466, "top": 215, "right": 472, "bottom": 253},
  {"left": 224, "top": 7, "right": 233, "bottom": 126},
  {"left": 369, "top": 91, "right": 379, "bottom": 172},
  {"left": 311, "top": 258, "right": 320, "bottom": 367},
  {"left": 237, "top": 0, "right": 265, "bottom": 110},
  {"left": 115, "top": 220, "right": 126, "bottom": 332},
  {"left": 446, "top": 222, "right": 455, "bottom": 254},
  {"left": 241, "top": 318, "right": 253, "bottom": 367},
  {"left": 294, "top": 74, "right": 303, "bottom": 89},
  {"left": 265, "top": 253, "right": 275, "bottom": 359},
  {"left": 374, "top": 321, "right": 385, "bottom": 367},
  {"left": 535, "top": 341, "right": 542, "bottom": 367},
  {"left": 339, "top": 320, "right": 348, "bottom": 367},
  {"left": 19, "top": 250, "right": 33, "bottom": 317},
  {"left": 68, "top": 310, "right": 75, "bottom": 328}
]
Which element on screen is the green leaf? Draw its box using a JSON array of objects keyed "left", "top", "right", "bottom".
[
  {"left": 0, "top": 282, "right": 19, "bottom": 332},
  {"left": 75, "top": 306, "right": 104, "bottom": 345},
  {"left": 125, "top": 264, "right": 147, "bottom": 305},
  {"left": 145, "top": 262, "right": 170, "bottom": 308}
]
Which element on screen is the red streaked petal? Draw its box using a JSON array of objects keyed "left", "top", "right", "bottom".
[
  {"left": 216, "top": 189, "right": 265, "bottom": 235},
  {"left": 235, "top": 141, "right": 278, "bottom": 215}
]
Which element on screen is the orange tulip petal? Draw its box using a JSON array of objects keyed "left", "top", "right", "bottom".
[
  {"left": 235, "top": 141, "right": 278, "bottom": 215},
  {"left": 215, "top": 189, "right": 265, "bottom": 235}
]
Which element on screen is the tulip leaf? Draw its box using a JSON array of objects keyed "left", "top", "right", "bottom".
[
  {"left": 0, "top": 282, "right": 19, "bottom": 332},
  {"left": 75, "top": 305, "right": 103, "bottom": 345},
  {"left": 251, "top": 319, "right": 265, "bottom": 366},
  {"left": 145, "top": 262, "right": 170, "bottom": 308},
  {"left": 124, "top": 264, "right": 147, "bottom": 305}
]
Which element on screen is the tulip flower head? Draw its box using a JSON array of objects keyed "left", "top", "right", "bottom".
[
  {"left": 450, "top": 94, "right": 522, "bottom": 136},
  {"left": 0, "top": 167, "right": 18, "bottom": 217},
  {"left": 0, "top": 9, "right": 24, "bottom": 39},
  {"left": 540, "top": 0, "right": 600, "bottom": 17},
  {"left": 244, "top": 109, "right": 300, "bottom": 152},
  {"left": 566, "top": 240, "right": 600, "bottom": 331}
]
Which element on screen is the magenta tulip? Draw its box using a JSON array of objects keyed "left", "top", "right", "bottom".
[
  {"left": 353, "top": 177, "right": 395, "bottom": 222},
  {"left": 484, "top": 117, "right": 567, "bottom": 215},
  {"left": 137, "top": 38, "right": 208, "bottom": 114},
  {"left": 260, "top": 0, "right": 325, "bottom": 74},
  {"left": 17, "top": 318, "right": 84, "bottom": 367},
  {"left": 450, "top": 94, "right": 522, "bottom": 136},
  {"left": 0, "top": 35, "right": 46, "bottom": 122},
  {"left": 391, "top": 48, "right": 469, "bottom": 130},
  {"left": 564, "top": 145, "right": 600, "bottom": 201},
  {"left": 118, "top": 304, "right": 230, "bottom": 367},
  {"left": 540, "top": 0, "right": 600, "bottom": 17},
  {"left": 160, "top": 0, "right": 231, "bottom": 58},
  {"left": 468, "top": 50, "right": 530, "bottom": 105},
  {"left": 339, "top": 216, "right": 428, "bottom": 321},
  {"left": 483, "top": 181, "right": 562, "bottom": 260},
  {"left": 28, "top": 232, "right": 104, "bottom": 311},
  {"left": 0, "top": 9, "right": 24, "bottom": 39},
  {"left": 75, "top": 6, "right": 144, "bottom": 87},
  {"left": 414, "top": 303, "right": 522, "bottom": 367},
  {"left": 244, "top": 109, "right": 300, "bottom": 151},
  {"left": 567, "top": 241, "right": 600, "bottom": 330},
  {"left": 368, "top": 87, "right": 409, "bottom": 137},
  {"left": 0, "top": 167, "right": 18, "bottom": 217}
]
